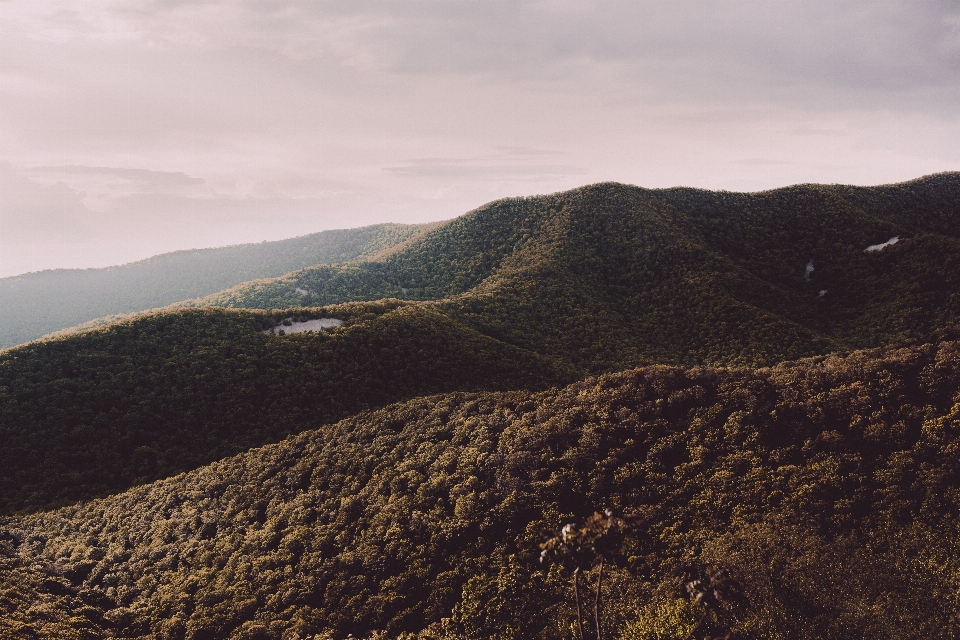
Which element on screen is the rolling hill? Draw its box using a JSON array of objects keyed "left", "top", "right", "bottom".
[
  {"left": 0, "top": 223, "right": 435, "bottom": 349},
  {"left": 0, "top": 303, "right": 570, "bottom": 514},
  {"left": 3, "top": 332, "right": 960, "bottom": 638},
  {"left": 186, "top": 173, "right": 960, "bottom": 371},
  {"left": 3, "top": 174, "right": 960, "bottom": 516},
  {"left": 2, "top": 174, "right": 960, "bottom": 638}
]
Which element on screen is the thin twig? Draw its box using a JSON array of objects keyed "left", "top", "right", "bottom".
[
  {"left": 574, "top": 568, "right": 585, "bottom": 640},
  {"left": 594, "top": 558, "right": 604, "bottom": 640}
]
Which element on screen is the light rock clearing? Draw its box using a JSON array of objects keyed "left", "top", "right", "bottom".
[
  {"left": 263, "top": 318, "right": 343, "bottom": 335},
  {"left": 865, "top": 236, "right": 899, "bottom": 252}
]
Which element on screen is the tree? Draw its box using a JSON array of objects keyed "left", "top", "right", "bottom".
[
  {"left": 684, "top": 568, "right": 749, "bottom": 640},
  {"left": 540, "top": 510, "right": 641, "bottom": 640}
]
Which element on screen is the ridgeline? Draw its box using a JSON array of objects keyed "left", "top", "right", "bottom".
[
  {"left": 0, "top": 223, "right": 435, "bottom": 349},
  {"left": 1, "top": 174, "right": 960, "bottom": 638},
  {"left": 189, "top": 173, "right": 960, "bottom": 371},
  {"left": 0, "top": 303, "right": 569, "bottom": 515}
]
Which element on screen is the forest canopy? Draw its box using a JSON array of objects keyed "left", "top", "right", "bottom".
[
  {"left": 184, "top": 173, "right": 960, "bottom": 372},
  {"left": 2, "top": 174, "right": 960, "bottom": 638},
  {"left": 4, "top": 332, "right": 960, "bottom": 638}
]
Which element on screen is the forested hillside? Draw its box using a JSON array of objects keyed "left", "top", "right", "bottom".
[
  {"left": 3, "top": 174, "right": 960, "bottom": 517},
  {"left": 4, "top": 333, "right": 960, "bottom": 638},
  {"left": 194, "top": 173, "right": 960, "bottom": 371},
  {"left": 0, "top": 223, "right": 434, "bottom": 349},
  {"left": 0, "top": 303, "right": 570, "bottom": 514},
  {"left": 3, "top": 174, "right": 960, "bottom": 638}
]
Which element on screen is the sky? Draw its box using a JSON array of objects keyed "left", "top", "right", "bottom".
[{"left": 2, "top": 1, "right": 959, "bottom": 277}]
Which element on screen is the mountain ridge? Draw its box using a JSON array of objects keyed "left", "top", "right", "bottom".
[
  {"left": 2, "top": 173, "right": 960, "bottom": 637},
  {"left": 3, "top": 173, "right": 960, "bottom": 516},
  {"left": 0, "top": 302, "right": 571, "bottom": 515},
  {"left": 181, "top": 173, "right": 960, "bottom": 372},
  {"left": 0, "top": 222, "right": 439, "bottom": 349}
]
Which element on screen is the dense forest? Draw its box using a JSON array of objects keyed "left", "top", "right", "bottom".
[
  {"left": 3, "top": 332, "right": 960, "bottom": 638},
  {"left": 2, "top": 174, "right": 960, "bottom": 638},
  {"left": 0, "top": 223, "right": 434, "bottom": 349},
  {"left": 182, "top": 173, "right": 960, "bottom": 372},
  {"left": 0, "top": 304, "right": 569, "bottom": 514}
]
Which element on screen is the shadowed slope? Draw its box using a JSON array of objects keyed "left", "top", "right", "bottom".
[
  {"left": 5, "top": 332, "right": 960, "bottom": 638},
  {"left": 3, "top": 174, "right": 960, "bottom": 516},
  {"left": 0, "top": 303, "right": 570, "bottom": 514}
]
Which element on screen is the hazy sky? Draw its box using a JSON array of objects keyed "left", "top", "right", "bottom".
[{"left": 2, "top": 1, "right": 959, "bottom": 277}]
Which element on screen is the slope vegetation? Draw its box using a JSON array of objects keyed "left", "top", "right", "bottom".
[
  {"left": 0, "top": 303, "right": 569, "bottom": 514},
  {"left": 196, "top": 173, "right": 960, "bottom": 371},
  {"left": 4, "top": 333, "right": 960, "bottom": 638},
  {"left": 3, "top": 174, "right": 960, "bottom": 519},
  {"left": 0, "top": 539, "right": 114, "bottom": 639},
  {"left": 0, "top": 223, "right": 433, "bottom": 349},
  {"left": 1, "top": 175, "right": 960, "bottom": 638}
]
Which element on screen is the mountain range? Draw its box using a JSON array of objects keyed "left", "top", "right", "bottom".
[
  {"left": 2, "top": 173, "right": 960, "bottom": 639},
  {"left": 0, "top": 223, "right": 436, "bottom": 349}
]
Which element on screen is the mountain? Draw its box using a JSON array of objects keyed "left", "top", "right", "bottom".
[
  {"left": 4, "top": 333, "right": 960, "bottom": 638},
  {"left": 0, "top": 222, "right": 435, "bottom": 349},
  {"left": 2, "top": 174, "right": 960, "bottom": 638},
  {"left": 3, "top": 174, "right": 960, "bottom": 514},
  {"left": 182, "top": 173, "right": 960, "bottom": 373},
  {"left": 0, "top": 303, "right": 569, "bottom": 514}
]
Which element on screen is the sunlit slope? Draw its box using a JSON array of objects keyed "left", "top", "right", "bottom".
[
  {"left": 0, "top": 539, "right": 115, "bottom": 639},
  {"left": 5, "top": 333, "right": 960, "bottom": 638},
  {"left": 0, "top": 222, "right": 433, "bottom": 349},
  {"left": 191, "top": 173, "right": 960, "bottom": 370},
  {"left": 0, "top": 303, "right": 570, "bottom": 514}
]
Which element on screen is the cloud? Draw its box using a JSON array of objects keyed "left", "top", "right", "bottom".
[
  {"left": 732, "top": 159, "right": 793, "bottom": 167},
  {"left": 495, "top": 146, "right": 562, "bottom": 157},
  {"left": 789, "top": 126, "right": 843, "bottom": 137},
  {"left": 2, "top": 1, "right": 960, "bottom": 275},
  {"left": 7, "top": 1, "right": 960, "bottom": 110},
  {"left": 384, "top": 154, "right": 582, "bottom": 180},
  {"left": 0, "top": 168, "right": 387, "bottom": 277},
  {"left": 0, "top": 163, "right": 94, "bottom": 244},
  {"left": 31, "top": 166, "right": 205, "bottom": 188}
]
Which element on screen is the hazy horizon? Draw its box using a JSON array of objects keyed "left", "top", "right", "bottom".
[{"left": 3, "top": 1, "right": 959, "bottom": 278}]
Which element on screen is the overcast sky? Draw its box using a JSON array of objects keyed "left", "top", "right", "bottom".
[{"left": 2, "top": 1, "right": 959, "bottom": 277}]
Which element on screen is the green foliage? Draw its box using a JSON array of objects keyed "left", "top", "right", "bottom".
[
  {"left": 540, "top": 510, "right": 642, "bottom": 640},
  {"left": 0, "top": 222, "right": 433, "bottom": 349},
  {"left": 4, "top": 335, "right": 960, "bottom": 638},
  {"left": 0, "top": 303, "right": 570, "bottom": 514},
  {"left": 618, "top": 597, "right": 698, "bottom": 640},
  {"left": 0, "top": 537, "right": 114, "bottom": 639},
  {"left": 540, "top": 510, "right": 640, "bottom": 571},
  {"left": 193, "top": 173, "right": 960, "bottom": 372},
  {"left": 682, "top": 568, "right": 748, "bottom": 640},
  {"left": 3, "top": 174, "right": 960, "bottom": 638}
]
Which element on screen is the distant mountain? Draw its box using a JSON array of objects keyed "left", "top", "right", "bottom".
[
  {"left": 0, "top": 222, "right": 435, "bottom": 349},
  {"left": 188, "top": 173, "right": 960, "bottom": 371},
  {"left": 4, "top": 333, "right": 960, "bottom": 638}
]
